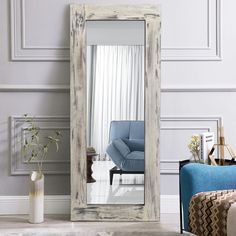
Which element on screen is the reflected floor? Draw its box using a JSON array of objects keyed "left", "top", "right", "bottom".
[{"left": 87, "top": 161, "right": 144, "bottom": 204}]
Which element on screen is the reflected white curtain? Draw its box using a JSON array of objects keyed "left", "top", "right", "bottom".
[{"left": 87, "top": 45, "right": 144, "bottom": 159}]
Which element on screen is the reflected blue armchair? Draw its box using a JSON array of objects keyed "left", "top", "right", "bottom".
[
  {"left": 180, "top": 163, "right": 236, "bottom": 232},
  {"left": 106, "top": 120, "right": 144, "bottom": 185}
]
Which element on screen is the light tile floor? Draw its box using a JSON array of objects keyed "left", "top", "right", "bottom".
[
  {"left": 87, "top": 161, "right": 144, "bottom": 204},
  {"left": 0, "top": 214, "right": 194, "bottom": 235}
]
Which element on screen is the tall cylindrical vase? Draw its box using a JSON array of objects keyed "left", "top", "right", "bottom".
[{"left": 29, "top": 171, "right": 44, "bottom": 224}]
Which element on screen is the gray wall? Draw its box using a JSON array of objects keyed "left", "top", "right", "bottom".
[
  {"left": 0, "top": 0, "right": 71, "bottom": 195},
  {"left": 1, "top": 0, "right": 236, "bottom": 196}
]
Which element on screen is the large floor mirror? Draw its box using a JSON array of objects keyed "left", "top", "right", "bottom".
[
  {"left": 70, "top": 5, "right": 161, "bottom": 221},
  {"left": 86, "top": 21, "right": 145, "bottom": 205}
]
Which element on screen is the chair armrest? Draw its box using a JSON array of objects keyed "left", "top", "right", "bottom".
[
  {"left": 180, "top": 163, "right": 236, "bottom": 231},
  {"left": 112, "top": 138, "right": 131, "bottom": 157},
  {"left": 106, "top": 139, "right": 131, "bottom": 169}
]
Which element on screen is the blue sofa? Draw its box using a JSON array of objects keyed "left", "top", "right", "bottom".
[
  {"left": 106, "top": 121, "right": 144, "bottom": 184},
  {"left": 180, "top": 163, "right": 236, "bottom": 232}
]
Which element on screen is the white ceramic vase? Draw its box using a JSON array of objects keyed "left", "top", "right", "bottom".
[{"left": 29, "top": 171, "right": 44, "bottom": 224}]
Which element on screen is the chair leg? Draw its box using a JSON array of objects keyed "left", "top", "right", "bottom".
[{"left": 110, "top": 169, "right": 114, "bottom": 185}]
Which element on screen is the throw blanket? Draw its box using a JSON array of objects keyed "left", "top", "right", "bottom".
[
  {"left": 188, "top": 189, "right": 236, "bottom": 236},
  {"left": 227, "top": 202, "right": 236, "bottom": 236}
]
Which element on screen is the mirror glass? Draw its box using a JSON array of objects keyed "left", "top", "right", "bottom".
[{"left": 86, "top": 21, "right": 145, "bottom": 204}]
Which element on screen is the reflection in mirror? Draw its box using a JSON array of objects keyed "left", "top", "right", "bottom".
[{"left": 86, "top": 21, "right": 144, "bottom": 204}]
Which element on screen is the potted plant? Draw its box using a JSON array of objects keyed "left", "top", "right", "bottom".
[{"left": 22, "top": 114, "right": 61, "bottom": 223}]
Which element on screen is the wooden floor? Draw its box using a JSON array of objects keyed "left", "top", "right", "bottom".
[{"left": 0, "top": 214, "right": 193, "bottom": 236}]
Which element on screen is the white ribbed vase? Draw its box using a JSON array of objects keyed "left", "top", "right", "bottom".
[{"left": 29, "top": 171, "right": 44, "bottom": 224}]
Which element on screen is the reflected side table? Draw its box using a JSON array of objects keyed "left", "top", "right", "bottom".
[{"left": 87, "top": 153, "right": 99, "bottom": 183}]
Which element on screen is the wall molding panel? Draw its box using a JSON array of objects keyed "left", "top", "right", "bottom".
[
  {"left": 0, "top": 84, "right": 70, "bottom": 92},
  {"left": 160, "top": 126, "right": 210, "bottom": 174},
  {"left": 10, "top": 116, "right": 70, "bottom": 175},
  {"left": 3, "top": 85, "right": 236, "bottom": 93},
  {"left": 9, "top": 115, "right": 222, "bottom": 175},
  {"left": 10, "top": 0, "right": 221, "bottom": 61},
  {"left": 160, "top": 116, "right": 222, "bottom": 174},
  {"left": 21, "top": 1, "right": 68, "bottom": 50},
  {"left": 161, "top": 86, "right": 236, "bottom": 93},
  {"left": 162, "top": 0, "right": 221, "bottom": 61},
  {"left": 10, "top": 0, "right": 68, "bottom": 61}
]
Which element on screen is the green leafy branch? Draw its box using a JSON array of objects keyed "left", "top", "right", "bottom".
[{"left": 22, "top": 114, "right": 62, "bottom": 174}]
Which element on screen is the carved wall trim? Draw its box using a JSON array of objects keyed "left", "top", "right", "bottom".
[
  {"left": 10, "top": 116, "right": 70, "bottom": 175},
  {"left": 160, "top": 116, "right": 222, "bottom": 174},
  {"left": 10, "top": 0, "right": 221, "bottom": 61}
]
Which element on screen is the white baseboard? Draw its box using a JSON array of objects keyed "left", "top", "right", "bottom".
[
  {"left": 160, "top": 195, "right": 179, "bottom": 214},
  {"left": 0, "top": 195, "right": 70, "bottom": 215},
  {"left": 0, "top": 195, "right": 179, "bottom": 215}
]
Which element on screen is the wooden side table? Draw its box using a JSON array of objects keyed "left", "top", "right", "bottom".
[{"left": 87, "top": 153, "right": 99, "bottom": 183}]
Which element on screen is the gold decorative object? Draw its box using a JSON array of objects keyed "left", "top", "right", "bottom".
[{"left": 208, "top": 127, "right": 236, "bottom": 166}]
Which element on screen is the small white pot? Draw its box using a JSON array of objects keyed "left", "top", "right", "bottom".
[{"left": 29, "top": 171, "right": 44, "bottom": 224}]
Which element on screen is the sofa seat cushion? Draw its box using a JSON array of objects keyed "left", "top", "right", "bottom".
[
  {"left": 121, "top": 151, "right": 144, "bottom": 171},
  {"left": 126, "top": 151, "right": 144, "bottom": 160},
  {"left": 122, "top": 139, "right": 144, "bottom": 152}
]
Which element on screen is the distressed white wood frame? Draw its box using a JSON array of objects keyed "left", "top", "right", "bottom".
[{"left": 70, "top": 5, "right": 161, "bottom": 221}]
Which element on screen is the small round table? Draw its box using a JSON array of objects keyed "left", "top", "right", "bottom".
[{"left": 87, "top": 152, "right": 99, "bottom": 183}]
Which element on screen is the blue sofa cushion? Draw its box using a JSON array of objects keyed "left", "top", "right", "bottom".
[
  {"left": 109, "top": 121, "right": 130, "bottom": 141},
  {"left": 108, "top": 120, "right": 144, "bottom": 141},
  {"left": 121, "top": 151, "right": 144, "bottom": 171},
  {"left": 129, "top": 122, "right": 144, "bottom": 139},
  {"left": 123, "top": 138, "right": 144, "bottom": 152},
  {"left": 112, "top": 138, "right": 131, "bottom": 157}
]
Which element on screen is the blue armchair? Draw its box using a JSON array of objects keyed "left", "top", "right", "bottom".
[
  {"left": 180, "top": 163, "right": 236, "bottom": 232},
  {"left": 106, "top": 120, "right": 144, "bottom": 185}
]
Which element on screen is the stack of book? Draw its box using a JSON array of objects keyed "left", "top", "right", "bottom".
[{"left": 199, "top": 132, "right": 215, "bottom": 163}]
